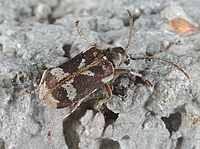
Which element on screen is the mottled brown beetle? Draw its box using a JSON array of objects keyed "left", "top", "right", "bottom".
[{"left": 26, "top": 10, "right": 190, "bottom": 136}]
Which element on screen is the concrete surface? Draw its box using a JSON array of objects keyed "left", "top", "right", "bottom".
[{"left": 0, "top": 0, "right": 200, "bottom": 149}]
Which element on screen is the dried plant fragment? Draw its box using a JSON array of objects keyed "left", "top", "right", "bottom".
[
  {"left": 186, "top": 113, "right": 200, "bottom": 126},
  {"left": 168, "top": 18, "right": 196, "bottom": 34}
]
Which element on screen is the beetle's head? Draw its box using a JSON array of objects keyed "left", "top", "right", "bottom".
[{"left": 104, "top": 47, "right": 130, "bottom": 68}]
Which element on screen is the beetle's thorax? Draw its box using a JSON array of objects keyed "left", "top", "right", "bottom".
[{"left": 103, "top": 47, "right": 130, "bottom": 68}]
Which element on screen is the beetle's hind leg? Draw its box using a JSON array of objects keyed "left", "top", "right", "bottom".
[
  {"left": 115, "top": 69, "right": 153, "bottom": 86},
  {"left": 47, "top": 99, "right": 84, "bottom": 136},
  {"left": 96, "top": 83, "right": 113, "bottom": 109},
  {"left": 96, "top": 69, "right": 152, "bottom": 109}
]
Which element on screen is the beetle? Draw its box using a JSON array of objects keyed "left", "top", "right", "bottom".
[{"left": 26, "top": 10, "right": 189, "bottom": 136}]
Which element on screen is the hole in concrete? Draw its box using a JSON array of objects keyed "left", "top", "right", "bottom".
[
  {"left": 176, "top": 137, "right": 183, "bottom": 149},
  {"left": 63, "top": 118, "right": 79, "bottom": 149},
  {"left": 48, "top": 14, "right": 56, "bottom": 24},
  {"left": 103, "top": 108, "right": 118, "bottom": 128},
  {"left": 99, "top": 138, "right": 120, "bottom": 149},
  {"left": 121, "top": 135, "right": 130, "bottom": 140},
  {"left": 0, "top": 138, "right": 5, "bottom": 149},
  {"left": 134, "top": 71, "right": 147, "bottom": 86},
  {"left": 146, "top": 42, "right": 161, "bottom": 56},
  {"left": 112, "top": 86, "right": 127, "bottom": 96},
  {"left": 134, "top": 75, "right": 145, "bottom": 85},
  {"left": 161, "top": 112, "right": 182, "bottom": 135},
  {"left": 63, "top": 99, "right": 98, "bottom": 149},
  {"left": 0, "top": 43, "right": 3, "bottom": 51},
  {"left": 123, "top": 14, "right": 140, "bottom": 26},
  {"left": 19, "top": 75, "right": 25, "bottom": 83},
  {"left": 104, "top": 110, "right": 118, "bottom": 121},
  {"left": 62, "top": 44, "right": 72, "bottom": 58},
  {"left": 112, "top": 74, "right": 133, "bottom": 96}
]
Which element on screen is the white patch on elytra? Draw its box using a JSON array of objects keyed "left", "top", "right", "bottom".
[
  {"left": 78, "top": 59, "right": 86, "bottom": 69},
  {"left": 61, "top": 79, "right": 77, "bottom": 101},
  {"left": 103, "top": 56, "right": 107, "bottom": 60},
  {"left": 101, "top": 74, "right": 114, "bottom": 83},
  {"left": 39, "top": 82, "right": 59, "bottom": 108},
  {"left": 50, "top": 68, "right": 70, "bottom": 81},
  {"left": 81, "top": 70, "right": 95, "bottom": 76}
]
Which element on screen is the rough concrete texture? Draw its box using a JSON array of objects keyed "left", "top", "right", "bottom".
[{"left": 0, "top": 0, "right": 200, "bottom": 149}]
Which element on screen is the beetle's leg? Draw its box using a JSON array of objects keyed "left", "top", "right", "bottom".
[
  {"left": 47, "top": 99, "right": 84, "bottom": 136},
  {"left": 115, "top": 69, "right": 153, "bottom": 86},
  {"left": 96, "top": 83, "right": 113, "bottom": 109},
  {"left": 97, "top": 69, "right": 152, "bottom": 109}
]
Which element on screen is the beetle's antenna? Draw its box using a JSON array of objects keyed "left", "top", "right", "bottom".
[
  {"left": 75, "top": 21, "right": 98, "bottom": 47},
  {"left": 131, "top": 57, "right": 190, "bottom": 79},
  {"left": 125, "top": 9, "right": 133, "bottom": 51}
]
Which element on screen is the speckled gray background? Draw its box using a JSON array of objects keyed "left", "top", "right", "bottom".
[{"left": 0, "top": 0, "right": 200, "bottom": 149}]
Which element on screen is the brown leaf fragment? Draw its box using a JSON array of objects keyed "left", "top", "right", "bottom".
[
  {"left": 186, "top": 113, "right": 200, "bottom": 126},
  {"left": 168, "top": 18, "right": 196, "bottom": 34}
]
